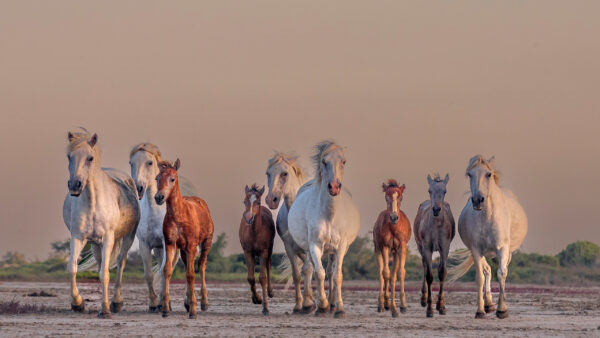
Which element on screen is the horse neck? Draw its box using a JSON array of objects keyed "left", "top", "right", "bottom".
[
  {"left": 283, "top": 173, "right": 305, "bottom": 210},
  {"left": 482, "top": 182, "right": 504, "bottom": 219},
  {"left": 165, "top": 182, "right": 185, "bottom": 216},
  {"left": 81, "top": 167, "right": 111, "bottom": 216},
  {"left": 143, "top": 178, "right": 160, "bottom": 210}
]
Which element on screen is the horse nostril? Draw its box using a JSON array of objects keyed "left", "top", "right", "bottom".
[
  {"left": 273, "top": 196, "right": 278, "bottom": 202},
  {"left": 338, "top": 183, "right": 342, "bottom": 189},
  {"left": 75, "top": 181, "right": 81, "bottom": 189},
  {"left": 328, "top": 183, "right": 333, "bottom": 190},
  {"left": 480, "top": 197, "right": 485, "bottom": 203}
]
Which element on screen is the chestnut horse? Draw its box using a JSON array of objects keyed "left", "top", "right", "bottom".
[
  {"left": 239, "top": 184, "right": 276, "bottom": 315},
  {"left": 155, "top": 159, "right": 214, "bottom": 319},
  {"left": 372, "top": 180, "right": 411, "bottom": 317},
  {"left": 414, "top": 174, "right": 455, "bottom": 317}
]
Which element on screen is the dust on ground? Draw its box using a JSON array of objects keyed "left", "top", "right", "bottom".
[{"left": 0, "top": 281, "right": 599, "bottom": 337}]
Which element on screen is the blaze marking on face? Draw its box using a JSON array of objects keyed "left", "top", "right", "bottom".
[
  {"left": 392, "top": 192, "right": 399, "bottom": 213},
  {"left": 249, "top": 194, "right": 257, "bottom": 205}
]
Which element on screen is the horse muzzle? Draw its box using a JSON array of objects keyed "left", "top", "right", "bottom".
[
  {"left": 136, "top": 184, "right": 145, "bottom": 200},
  {"left": 245, "top": 213, "right": 255, "bottom": 225},
  {"left": 68, "top": 179, "right": 83, "bottom": 196},
  {"left": 265, "top": 193, "right": 280, "bottom": 210},
  {"left": 154, "top": 193, "right": 165, "bottom": 205},
  {"left": 432, "top": 206, "right": 441, "bottom": 217},
  {"left": 327, "top": 181, "right": 342, "bottom": 196},
  {"left": 471, "top": 195, "right": 484, "bottom": 211}
]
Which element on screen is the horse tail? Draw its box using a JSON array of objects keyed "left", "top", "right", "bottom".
[
  {"left": 152, "top": 249, "right": 180, "bottom": 289},
  {"left": 446, "top": 248, "right": 474, "bottom": 284},
  {"left": 277, "top": 255, "right": 296, "bottom": 290},
  {"left": 77, "top": 239, "right": 123, "bottom": 271}
]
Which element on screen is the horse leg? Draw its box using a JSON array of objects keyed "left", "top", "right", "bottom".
[
  {"left": 91, "top": 244, "right": 102, "bottom": 275},
  {"left": 98, "top": 234, "right": 115, "bottom": 318},
  {"left": 301, "top": 251, "right": 316, "bottom": 314},
  {"left": 437, "top": 246, "right": 448, "bottom": 315},
  {"left": 185, "top": 247, "right": 198, "bottom": 319},
  {"left": 259, "top": 251, "right": 269, "bottom": 315},
  {"left": 158, "top": 248, "right": 179, "bottom": 312},
  {"left": 197, "top": 238, "right": 212, "bottom": 311},
  {"left": 68, "top": 236, "right": 87, "bottom": 312},
  {"left": 286, "top": 246, "right": 303, "bottom": 313},
  {"left": 419, "top": 247, "right": 428, "bottom": 307},
  {"left": 332, "top": 245, "right": 348, "bottom": 319},
  {"left": 180, "top": 249, "right": 190, "bottom": 312},
  {"left": 376, "top": 249, "right": 385, "bottom": 312},
  {"left": 472, "top": 252, "right": 486, "bottom": 318},
  {"left": 267, "top": 248, "right": 274, "bottom": 298},
  {"left": 244, "top": 251, "right": 261, "bottom": 305},
  {"left": 398, "top": 244, "right": 408, "bottom": 314},
  {"left": 327, "top": 253, "right": 336, "bottom": 313},
  {"left": 423, "top": 250, "right": 434, "bottom": 317},
  {"left": 496, "top": 248, "right": 511, "bottom": 319},
  {"left": 111, "top": 233, "right": 135, "bottom": 314},
  {"left": 161, "top": 243, "right": 176, "bottom": 318},
  {"left": 309, "top": 242, "right": 328, "bottom": 316},
  {"left": 382, "top": 246, "right": 391, "bottom": 310},
  {"left": 482, "top": 259, "right": 495, "bottom": 313},
  {"left": 139, "top": 241, "right": 158, "bottom": 312},
  {"left": 389, "top": 250, "right": 400, "bottom": 317}
]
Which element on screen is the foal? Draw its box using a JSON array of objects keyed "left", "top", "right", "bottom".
[
  {"left": 155, "top": 159, "right": 214, "bottom": 319},
  {"left": 372, "top": 180, "right": 411, "bottom": 317},
  {"left": 239, "top": 184, "right": 276, "bottom": 315},
  {"left": 414, "top": 174, "right": 455, "bottom": 317}
]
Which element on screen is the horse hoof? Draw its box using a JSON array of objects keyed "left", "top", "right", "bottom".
[
  {"left": 201, "top": 303, "right": 208, "bottom": 312},
  {"left": 314, "top": 307, "right": 329, "bottom": 317},
  {"left": 496, "top": 310, "right": 509, "bottom": 319},
  {"left": 262, "top": 308, "right": 269, "bottom": 316},
  {"left": 268, "top": 289, "right": 274, "bottom": 298},
  {"left": 426, "top": 310, "right": 434, "bottom": 318},
  {"left": 485, "top": 304, "right": 496, "bottom": 313},
  {"left": 475, "top": 311, "right": 485, "bottom": 319},
  {"left": 384, "top": 303, "right": 390, "bottom": 311},
  {"left": 97, "top": 312, "right": 111, "bottom": 319},
  {"left": 439, "top": 308, "right": 446, "bottom": 315},
  {"left": 162, "top": 312, "right": 169, "bottom": 318},
  {"left": 188, "top": 313, "right": 197, "bottom": 319},
  {"left": 110, "top": 301, "right": 123, "bottom": 313},
  {"left": 391, "top": 309, "right": 399, "bottom": 318},
  {"left": 301, "top": 304, "right": 316, "bottom": 315},
  {"left": 71, "top": 303, "right": 85, "bottom": 313},
  {"left": 329, "top": 304, "right": 336, "bottom": 313},
  {"left": 252, "top": 297, "right": 262, "bottom": 305},
  {"left": 400, "top": 306, "right": 407, "bottom": 314},
  {"left": 149, "top": 306, "right": 158, "bottom": 313},
  {"left": 334, "top": 310, "right": 345, "bottom": 319},
  {"left": 377, "top": 306, "right": 384, "bottom": 313},
  {"left": 184, "top": 303, "right": 190, "bottom": 313},
  {"left": 292, "top": 308, "right": 302, "bottom": 315},
  {"left": 420, "top": 298, "right": 427, "bottom": 307},
  {"left": 157, "top": 301, "right": 172, "bottom": 313}
]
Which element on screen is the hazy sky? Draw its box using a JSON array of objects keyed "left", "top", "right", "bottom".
[{"left": 1, "top": 1, "right": 599, "bottom": 259}]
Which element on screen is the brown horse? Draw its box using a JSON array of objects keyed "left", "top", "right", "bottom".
[
  {"left": 155, "top": 159, "right": 214, "bottom": 319},
  {"left": 372, "top": 180, "right": 411, "bottom": 317},
  {"left": 239, "top": 184, "right": 276, "bottom": 315},
  {"left": 414, "top": 174, "right": 455, "bottom": 317}
]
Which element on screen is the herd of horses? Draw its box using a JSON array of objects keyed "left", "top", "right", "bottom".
[{"left": 63, "top": 129, "right": 528, "bottom": 320}]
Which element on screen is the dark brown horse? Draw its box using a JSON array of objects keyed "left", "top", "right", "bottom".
[
  {"left": 239, "top": 184, "right": 276, "bottom": 315},
  {"left": 372, "top": 180, "right": 411, "bottom": 317},
  {"left": 155, "top": 159, "right": 214, "bottom": 319},
  {"left": 414, "top": 174, "right": 455, "bottom": 317}
]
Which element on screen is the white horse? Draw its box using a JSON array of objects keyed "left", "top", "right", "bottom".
[
  {"left": 448, "top": 155, "right": 528, "bottom": 319},
  {"left": 288, "top": 141, "right": 360, "bottom": 318},
  {"left": 62, "top": 130, "right": 140, "bottom": 318},
  {"left": 265, "top": 152, "right": 316, "bottom": 314},
  {"left": 129, "top": 143, "right": 180, "bottom": 312}
]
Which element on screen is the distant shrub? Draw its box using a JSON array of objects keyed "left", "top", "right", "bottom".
[{"left": 557, "top": 241, "right": 600, "bottom": 267}]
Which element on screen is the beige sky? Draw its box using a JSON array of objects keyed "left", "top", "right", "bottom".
[{"left": 1, "top": 1, "right": 599, "bottom": 258}]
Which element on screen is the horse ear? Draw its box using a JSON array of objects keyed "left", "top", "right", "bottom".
[
  {"left": 444, "top": 174, "right": 450, "bottom": 184},
  {"left": 488, "top": 156, "right": 495, "bottom": 166},
  {"left": 158, "top": 161, "right": 168, "bottom": 170},
  {"left": 400, "top": 184, "right": 406, "bottom": 192},
  {"left": 427, "top": 174, "right": 433, "bottom": 185},
  {"left": 68, "top": 132, "right": 74, "bottom": 142},
  {"left": 259, "top": 185, "right": 265, "bottom": 195},
  {"left": 88, "top": 133, "right": 98, "bottom": 147},
  {"left": 381, "top": 183, "right": 387, "bottom": 192},
  {"left": 174, "top": 158, "right": 181, "bottom": 171},
  {"left": 245, "top": 185, "right": 250, "bottom": 194}
]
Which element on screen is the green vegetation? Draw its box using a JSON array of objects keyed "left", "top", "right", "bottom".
[{"left": 1, "top": 235, "right": 599, "bottom": 285}]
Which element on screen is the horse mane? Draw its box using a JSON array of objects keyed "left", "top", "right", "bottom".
[
  {"left": 431, "top": 173, "right": 444, "bottom": 182},
  {"left": 466, "top": 155, "right": 500, "bottom": 184},
  {"left": 386, "top": 179, "right": 400, "bottom": 187},
  {"left": 312, "top": 140, "right": 343, "bottom": 183},
  {"left": 267, "top": 152, "right": 306, "bottom": 182},
  {"left": 130, "top": 142, "right": 162, "bottom": 162},
  {"left": 247, "top": 183, "right": 262, "bottom": 194},
  {"left": 67, "top": 128, "right": 97, "bottom": 153}
]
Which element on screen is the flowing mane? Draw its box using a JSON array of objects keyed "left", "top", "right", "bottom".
[
  {"left": 430, "top": 173, "right": 444, "bottom": 183},
  {"left": 466, "top": 155, "right": 500, "bottom": 184},
  {"left": 247, "top": 183, "right": 262, "bottom": 194},
  {"left": 66, "top": 128, "right": 99, "bottom": 154},
  {"left": 267, "top": 152, "right": 306, "bottom": 182},
  {"left": 312, "top": 140, "right": 343, "bottom": 183},
  {"left": 130, "top": 142, "right": 162, "bottom": 162}
]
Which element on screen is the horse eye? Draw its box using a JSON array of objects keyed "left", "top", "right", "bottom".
[
  {"left": 281, "top": 172, "right": 288, "bottom": 177},
  {"left": 342, "top": 160, "right": 346, "bottom": 165},
  {"left": 322, "top": 160, "right": 327, "bottom": 166},
  {"left": 87, "top": 156, "right": 94, "bottom": 162},
  {"left": 428, "top": 190, "right": 432, "bottom": 194},
  {"left": 67, "top": 155, "right": 71, "bottom": 161},
  {"left": 443, "top": 190, "right": 447, "bottom": 194},
  {"left": 170, "top": 178, "right": 175, "bottom": 183},
  {"left": 467, "top": 173, "right": 472, "bottom": 178},
  {"left": 147, "top": 161, "right": 153, "bottom": 166},
  {"left": 486, "top": 173, "right": 492, "bottom": 178}
]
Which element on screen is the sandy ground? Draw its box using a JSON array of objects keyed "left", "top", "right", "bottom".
[{"left": 0, "top": 280, "right": 599, "bottom": 337}]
